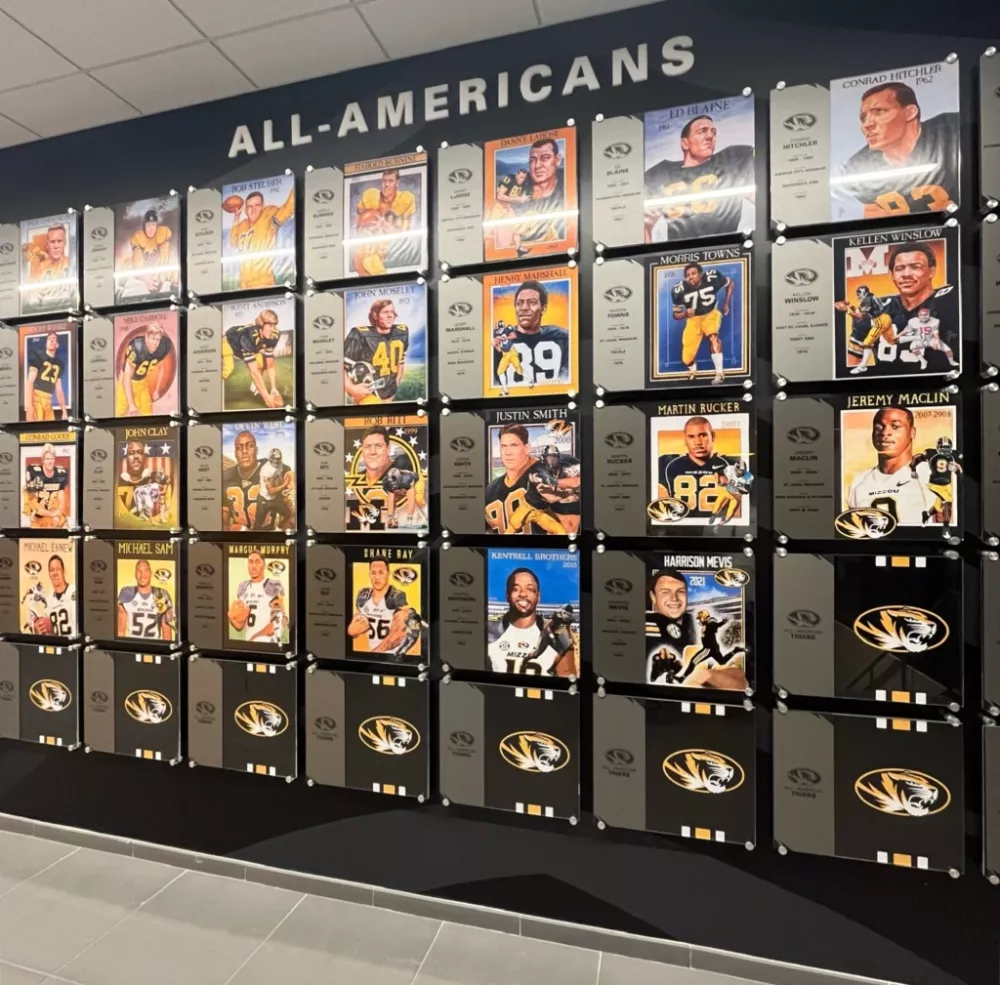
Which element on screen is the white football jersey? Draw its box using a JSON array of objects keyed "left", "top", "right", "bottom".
[
  {"left": 847, "top": 460, "right": 936, "bottom": 525},
  {"left": 357, "top": 586, "right": 405, "bottom": 645},
  {"left": 236, "top": 577, "right": 285, "bottom": 641},
  {"left": 118, "top": 587, "right": 171, "bottom": 640},
  {"left": 47, "top": 587, "right": 76, "bottom": 637},
  {"left": 902, "top": 316, "right": 940, "bottom": 345},
  {"left": 487, "top": 619, "right": 559, "bottom": 675}
]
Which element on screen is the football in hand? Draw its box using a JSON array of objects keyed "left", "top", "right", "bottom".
[
  {"left": 228, "top": 599, "right": 250, "bottom": 628},
  {"left": 222, "top": 194, "right": 244, "bottom": 214},
  {"left": 33, "top": 616, "right": 53, "bottom": 635}
]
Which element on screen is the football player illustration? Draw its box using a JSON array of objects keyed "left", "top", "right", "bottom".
[
  {"left": 222, "top": 308, "right": 285, "bottom": 409},
  {"left": 837, "top": 80, "right": 958, "bottom": 218},
  {"left": 115, "top": 320, "right": 173, "bottom": 417},
  {"left": 348, "top": 427, "right": 426, "bottom": 531},
  {"left": 126, "top": 210, "right": 173, "bottom": 295},
  {"left": 23, "top": 443, "right": 69, "bottom": 528},
  {"left": 224, "top": 430, "right": 263, "bottom": 531},
  {"left": 344, "top": 299, "right": 409, "bottom": 403},
  {"left": 658, "top": 417, "right": 748, "bottom": 525},
  {"left": 255, "top": 448, "right": 295, "bottom": 531},
  {"left": 492, "top": 280, "right": 570, "bottom": 390},
  {"left": 227, "top": 186, "right": 295, "bottom": 290},
  {"left": 117, "top": 439, "right": 171, "bottom": 526},
  {"left": 486, "top": 568, "right": 577, "bottom": 676},
  {"left": 22, "top": 223, "right": 71, "bottom": 302},
  {"left": 846, "top": 406, "right": 958, "bottom": 526},
  {"left": 347, "top": 559, "right": 423, "bottom": 660},
  {"left": 485, "top": 424, "right": 580, "bottom": 535},
  {"left": 24, "top": 332, "right": 68, "bottom": 421},
  {"left": 836, "top": 244, "right": 957, "bottom": 374},
  {"left": 645, "top": 568, "right": 747, "bottom": 689},
  {"left": 227, "top": 551, "right": 288, "bottom": 645},
  {"left": 117, "top": 559, "right": 175, "bottom": 641},
  {"left": 644, "top": 112, "right": 755, "bottom": 241},
  {"left": 670, "top": 262, "right": 733, "bottom": 384},
  {"left": 895, "top": 307, "right": 958, "bottom": 371},
  {"left": 23, "top": 553, "right": 76, "bottom": 637}
]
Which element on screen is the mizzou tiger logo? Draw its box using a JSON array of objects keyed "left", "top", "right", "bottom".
[
  {"left": 834, "top": 508, "right": 897, "bottom": 540},
  {"left": 499, "top": 731, "right": 569, "bottom": 773},
  {"left": 124, "top": 689, "right": 172, "bottom": 724},
  {"left": 358, "top": 716, "right": 420, "bottom": 755},
  {"left": 663, "top": 749, "right": 744, "bottom": 794},
  {"left": 714, "top": 568, "right": 749, "bottom": 588},
  {"left": 29, "top": 679, "right": 71, "bottom": 712},
  {"left": 647, "top": 498, "right": 689, "bottom": 523},
  {"left": 853, "top": 606, "right": 949, "bottom": 653},
  {"left": 234, "top": 701, "right": 288, "bottom": 737},
  {"left": 855, "top": 768, "right": 950, "bottom": 817}
]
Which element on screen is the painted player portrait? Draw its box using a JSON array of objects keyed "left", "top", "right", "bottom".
[
  {"left": 347, "top": 552, "right": 425, "bottom": 661},
  {"left": 115, "top": 547, "right": 177, "bottom": 643},
  {"left": 833, "top": 234, "right": 959, "bottom": 379},
  {"left": 344, "top": 415, "right": 428, "bottom": 534},
  {"left": 20, "top": 432, "right": 75, "bottom": 529},
  {"left": 226, "top": 546, "right": 291, "bottom": 649},
  {"left": 485, "top": 268, "right": 577, "bottom": 398},
  {"left": 344, "top": 153, "right": 428, "bottom": 278},
  {"left": 113, "top": 311, "right": 179, "bottom": 417},
  {"left": 343, "top": 282, "right": 427, "bottom": 404},
  {"left": 113, "top": 195, "right": 180, "bottom": 303},
  {"left": 645, "top": 564, "right": 748, "bottom": 690},
  {"left": 114, "top": 426, "right": 178, "bottom": 530},
  {"left": 649, "top": 411, "right": 752, "bottom": 528},
  {"left": 222, "top": 421, "right": 297, "bottom": 532},
  {"left": 220, "top": 295, "right": 295, "bottom": 411},
  {"left": 643, "top": 95, "right": 755, "bottom": 242},
  {"left": 484, "top": 128, "right": 578, "bottom": 261},
  {"left": 840, "top": 403, "right": 960, "bottom": 531},
  {"left": 485, "top": 415, "right": 581, "bottom": 535},
  {"left": 652, "top": 252, "right": 750, "bottom": 385},
  {"left": 19, "top": 213, "right": 79, "bottom": 316},
  {"left": 19, "top": 322, "right": 73, "bottom": 422},
  {"left": 221, "top": 174, "right": 296, "bottom": 292},
  {"left": 19, "top": 539, "right": 76, "bottom": 638},
  {"left": 486, "top": 549, "right": 580, "bottom": 677},
  {"left": 829, "top": 60, "right": 960, "bottom": 222}
]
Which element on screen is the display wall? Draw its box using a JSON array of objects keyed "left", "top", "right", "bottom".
[{"left": 0, "top": 3, "right": 998, "bottom": 984}]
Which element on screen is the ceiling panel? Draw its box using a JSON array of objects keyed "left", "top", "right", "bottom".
[
  {"left": 217, "top": 7, "right": 385, "bottom": 89},
  {"left": 0, "top": 11, "right": 75, "bottom": 93},
  {"left": 361, "top": 0, "right": 538, "bottom": 58},
  {"left": 0, "top": 73, "right": 138, "bottom": 137},
  {"left": 0, "top": 0, "right": 202, "bottom": 70},
  {"left": 93, "top": 42, "right": 254, "bottom": 114},
  {"left": 170, "top": 0, "right": 352, "bottom": 38},
  {"left": 0, "top": 113, "right": 37, "bottom": 149},
  {"left": 536, "top": 0, "right": 661, "bottom": 24}
]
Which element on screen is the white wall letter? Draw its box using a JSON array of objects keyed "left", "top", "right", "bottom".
[
  {"left": 459, "top": 78, "right": 488, "bottom": 115},
  {"left": 520, "top": 64, "right": 552, "bottom": 103},
  {"left": 290, "top": 113, "right": 312, "bottom": 146},
  {"left": 425, "top": 83, "right": 450, "bottom": 121},
  {"left": 263, "top": 119, "right": 284, "bottom": 151},
  {"left": 612, "top": 44, "right": 648, "bottom": 86},
  {"left": 228, "top": 125, "right": 256, "bottom": 159},
  {"left": 497, "top": 71, "right": 509, "bottom": 108},
  {"left": 377, "top": 91, "right": 414, "bottom": 130},
  {"left": 661, "top": 35, "right": 695, "bottom": 76},
  {"left": 562, "top": 55, "right": 600, "bottom": 95},
  {"left": 338, "top": 102, "right": 369, "bottom": 137}
]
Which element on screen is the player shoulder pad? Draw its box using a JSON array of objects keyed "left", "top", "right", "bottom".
[
  {"left": 670, "top": 281, "right": 685, "bottom": 297},
  {"left": 561, "top": 458, "right": 581, "bottom": 477},
  {"left": 355, "top": 586, "right": 373, "bottom": 607},
  {"left": 486, "top": 616, "right": 506, "bottom": 643},
  {"left": 386, "top": 586, "right": 408, "bottom": 610},
  {"left": 56, "top": 467, "right": 67, "bottom": 477},
  {"left": 236, "top": 579, "right": 250, "bottom": 599},
  {"left": 69, "top": 588, "right": 76, "bottom": 603},
  {"left": 117, "top": 586, "right": 137, "bottom": 605},
  {"left": 152, "top": 587, "right": 169, "bottom": 602},
  {"left": 264, "top": 578, "right": 284, "bottom": 597},
  {"left": 933, "top": 285, "right": 955, "bottom": 298}
]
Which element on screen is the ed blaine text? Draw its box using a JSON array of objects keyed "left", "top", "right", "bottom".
[{"left": 228, "top": 37, "right": 695, "bottom": 159}]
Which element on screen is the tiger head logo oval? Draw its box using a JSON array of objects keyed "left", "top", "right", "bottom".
[
  {"left": 124, "top": 689, "right": 172, "bottom": 724},
  {"left": 234, "top": 701, "right": 288, "bottom": 737},
  {"left": 854, "top": 768, "right": 950, "bottom": 817},
  {"left": 358, "top": 716, "right": 420, "bottom": 755},
  {"left": 853, "top": 606, "right": 948, "bottom": 653},
  {"left": 29, "top": 679, "right": 72, "bottom": 712},
  {"left": 663, "top": 749, "right": 744, "bottom": 794},
  {"left": 835, "top": 508, "right": 897, "bottom": 540},
  {"left": 499, "top": 731, "right": 569, "bottom": 773}
]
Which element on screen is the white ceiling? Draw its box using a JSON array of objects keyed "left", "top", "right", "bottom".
[{"left": 0, "top": 0, "right": 662, "bottom": 148}]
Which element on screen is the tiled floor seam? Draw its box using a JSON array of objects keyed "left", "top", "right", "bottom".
[
  {"left": 220, "top": 892, "right": 308, "bottom": 985},
  {"left": 407, "top": 921, "right": 444, "bottom": 984},
  {"left": 0, "top": 845, "right": 81, "bottom": 906}
]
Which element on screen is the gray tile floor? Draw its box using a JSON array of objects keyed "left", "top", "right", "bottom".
[{"left": 0, "top": 829, "right": 774, "bottom": 985}]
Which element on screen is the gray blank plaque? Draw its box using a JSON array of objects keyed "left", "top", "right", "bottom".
[
  {"left": 438, "top": 681, "right": 485, "bottom": 808},
  {"left": 303, "top": 290, "right": 344, "bottom": 408},
  {"left": 82, "top": 317, "right": 115, "bottom": 420},
  {"left": 981, "top": 52, "right": 1000, "bottom": 205},
  {"left": 0, "top": 325, "right": 19, "bottom": 423},
  {"left": 187, "top": 306, "right": 222, "bottom": 414},
  {"left": 82, "top": 426, "right": 115, "bottom": 530},
  {"left": 773, "top": 553, "right": 835, "bottom": 697},
  {"left": 437, "top": 275, "right": 483, "bottom": 400},
  {"left": 83, "top": 648, "right": 116, "bottom": 755},
  {"left": 986, "top": 727, "right": 1000, "bottom": 878},
  {"left": 0, "top": 223, "right": 18, "bottom": 320},
  {"left": 188, "top": 656, "right": 223, "bottom": 768},
  {"left": 437, "top": 546, "right": 485, "bottom": 671},
  {"left": 592, "top": 694, "right": 646, "bottom": 830},
  {"left": 983, "top": 556, "right": 1000, "bottom": 709},
  {"left": 984, "top": 388, "right": 1000, "bottom": 539},
  {"left": 0, "top": 643, "right": 18, "bottom": 739},
  {"left": 592, "top": 258, "right": 645, "bottom": 392},
  {"left": 437, "top": 143, "right": 485, "bottom": 268},
  {"left": 439, "top": 411, "right": 485, "bottom": 535},
  {"left": 82, "top": 538, "right": 115, "bottom": 642},
  {"left": 187, "top": 424, "right": 222, "bottom": 532},
  {"left": 591, "top": 115, "right": 645, "bottom": 249},
  {"left": 593, "top": 404, "right": 646, "bottom": 536},
  {"left": 305, "top": 668, "right": 346, "bottom": 787},
  {"left": 769, "top": 84, "right": 831, "bottom": 228},
  {"left": 304, "top": 543, "right": 346, "bottom": 660},
  {"left": 0, "top": 430, "right": 20, "bottom": 528},
  {"left": 186, "top": 188, "right": 223, "bottom": 297},
  {"left": 0, "top": 540, "right": 19, "bottom": 634},
  {"left": 591, "top": 550, "right": 646, "bottom": 682},
  {"left": 771, "top": 238, "right": 834, "bottom": 382},
  {"left": 303, "top": 166, "right": 345, "bottom": 284},
  {"left": 983, "top": 220, "right": 1000, "bottom": 371},
  {"left": 188, "top": 541, "right": 223, "bottom": 652},
  {"left": 83, "top": 207, "right": 115, "bottom": 310},
  {"left": 305, "top": 417, "right": 344, "bottom": 533},
  {"left": 772, "top": 397, "right": 836, "bottom": 540}
]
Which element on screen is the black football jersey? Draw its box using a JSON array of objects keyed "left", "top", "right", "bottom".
[
  {"left": 343, "top": 324, "right": 410, "bottom": 400},
  {"left": 225, "top": 323, "right": 278, "bottom": 363},
  {"left": 527, "top": 456, "right": 581, "bottom": 516},
  {"left": 839, "top": 113, "right": 959, "bottom": 215},
  {"left": 28, "top": 349, "right": 63, "bottom": 395},
  {"left": 497, "top": 174, "right": 529, "bottom": 200},
  {"left": 125, "top": 334, "right": 172, "bottom": 381},
  {"left": 670, "top": 269, "right": 728, "bottom": 317},
  {"left": 661, "top": 453, "right": 730, "bottom": 521},
  {"left": 492, "top": 324, "right": 570, "bottom": 386},
  {"left": 25, "top": 465, "right": 68, "bottom": 506},
  {"left": 224, "top": 461, "right": 263, "bottom": 528},
  {"left": 485, "top": 461, "right": 536, "bottom": 533},
  {"left": 644, "top": 145, "right": 755, "bottom": 240},
  {"left": 515, "top": 172, "right": 566, "bottom": 244}
]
